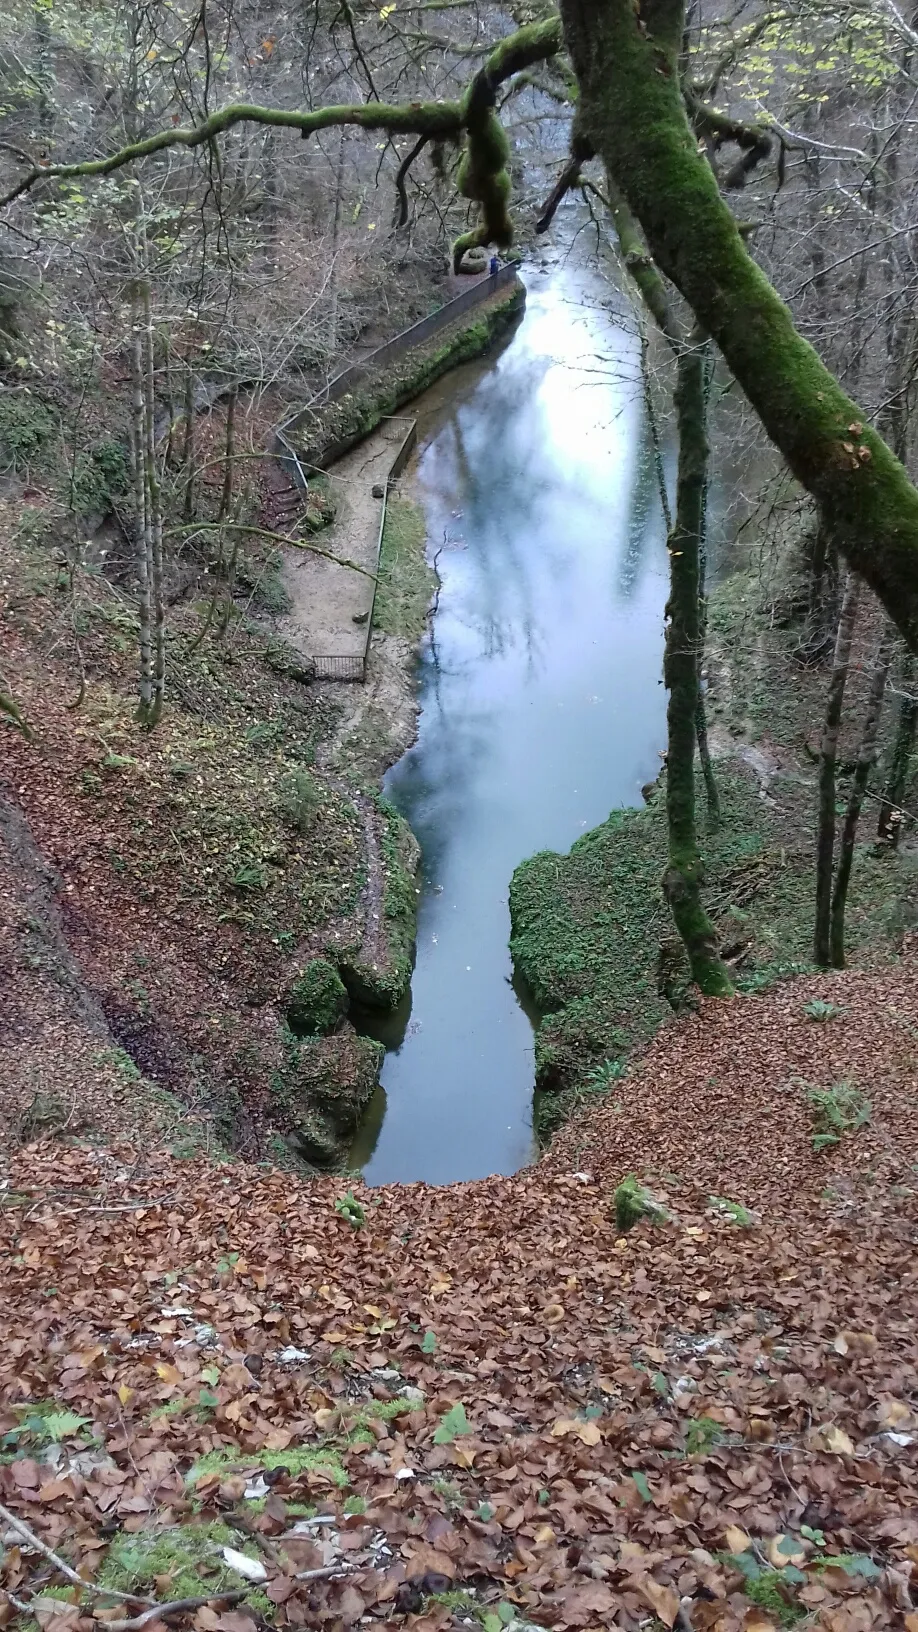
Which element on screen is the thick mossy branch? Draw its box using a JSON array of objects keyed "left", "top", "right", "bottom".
[
  {"left": 0, "top": 101, "right": 465, "bottom": 209},
  {"left": 451, "top": 18, "right": 562, "bottom": 268},
  {"left": 536, "top": 130, "right": 594, "bottom": 233},
  {"left": 0, "top": 13, "right": 563, "bottom": 266},
  {"left": 560, "top": 0, "right": 918, "bottom": 649},
  {"left": 685, "top": 93, "right": 773, "bottom": 189}
]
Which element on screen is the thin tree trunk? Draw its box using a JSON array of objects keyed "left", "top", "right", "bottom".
[
  {"left": 218, "top": 386, "right": 237, "bottom": 522},
  {"left": 182, "top": 364, "right": 196, "bottom": 523},
  {"left": 695, "top": 342, "right": 719, "bottom": 826},
  {"left": 130, "top": 292, "right": 153, "bottom": 717},
  {"left": 663, "top": 329, "right": 733, "bottom": 995},
  {"left": 814, "top": 572, "right": 861, "bottom": 967},
  {"left": 328, "top": 129, "right": 347, "bottom": 352},
  {"left": 829, "top": 624, "right": 894, "bottom": 966},
  {"left": 802, "top": 519, "right": 839, "bottom": 664},
  {"left": 877, "top": 649, "right": 917, "bottom": 847},
  {"left": 33, "top": 2, "right": 53, "bottom": 137},
  {"left": 141, "top": 283, "right": 165, "bottom": 723}
]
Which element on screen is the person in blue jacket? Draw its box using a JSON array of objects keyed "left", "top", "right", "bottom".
[{"left": 489, "top": 253, "right": 499, "bottom": 276}]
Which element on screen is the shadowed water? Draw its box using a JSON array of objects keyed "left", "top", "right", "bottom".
[{"left": 352, "top": 254, "right": 670, "bottom": 1185}]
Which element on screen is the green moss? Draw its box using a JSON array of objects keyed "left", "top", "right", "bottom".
[
  {"left": 271, "top": 1027, "right": 383, "bottom": 1168},
  {"left": 512, "top": 756, "right": 914, "bottom": 1137},
  {"left": 64, "top": 440, "right": 130, "bottom": 516},
  {"left": 287, "top": 958, "right": 349, "bottom": 1036},
  {"left": 99, "top": 1521, "right": 271, "bottom": 1616},
  {"left": 186, "top": 1444, "right": 346, "bottom": 1488},
  {"left": 744, "top": 1571, "right": 806, "bottom": 1626},
  {"left": 235, "top": 559, "right": 292, "bottom": 615},
  {"left": 293, "top": 283, "right": 523, "bottom": 470},
  {"left": 374, "top": 495, "right": 437, "bottom": 641}
]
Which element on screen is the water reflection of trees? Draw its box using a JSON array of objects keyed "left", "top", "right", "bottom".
[
  {"left": 615, "top": 395, "right": 672, "bottom": 601},
  {"left": 387, "top": 670, "right": 495, "bottom": 883}
]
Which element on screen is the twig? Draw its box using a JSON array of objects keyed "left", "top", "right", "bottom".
[
  {"left": 104, "top": 1590, "right": 249, "bottom": 1631},
  {"left": 227, "top": 1514, "right": 284, "bottom": 1568},
  {"left": 0, "top": 1502, "right": 155, "bottom": 1605},
  {"left": 294, "top": 1564, "right": 353, "bottom": 1582},
  {"left": 277, "top": 1517, "right": 338, "bottom": 1536}
]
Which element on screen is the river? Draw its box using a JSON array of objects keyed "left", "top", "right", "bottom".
[{"left": 351, "top": 250, "right": 670, "bottom": 1185}]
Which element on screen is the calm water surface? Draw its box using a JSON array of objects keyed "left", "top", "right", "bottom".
[{"left": 353, "top": 255, "right": 669, "bottom": 1184}]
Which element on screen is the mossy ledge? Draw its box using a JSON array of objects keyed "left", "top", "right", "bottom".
[
  {"left": 270, "top": 1022, "right": 384, "bottom": 1169},
  {"left": 337, "top": 797, "right": 419, "bottom": 1010},
  {"left": 510, "top": 756, "right": 916, "bottom": 1144},
  {"left": 291, "top": 278, "right": 524, "bottom": 470}
]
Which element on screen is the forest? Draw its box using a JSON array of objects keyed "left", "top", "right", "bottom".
[{"left": 2, "top": 0, "right": 918, "bottom": 1629}]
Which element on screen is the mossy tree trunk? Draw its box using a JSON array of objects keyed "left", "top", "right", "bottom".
[
  {"left": 695, "top": 344, "right": 719, "bottom": 827},
  {"left": 604, "top": 185, "right": 726, "bottom": 982},
  {"left": 829, "top": 624, "right": 894, "bottom": 967},
  {"left": 140, "top": 283, "right": 166, "bottom": 724},
  {"left": 814, "top": 572, "right": 860, "bottom": 967},
  {"left": 559, "top": 0, "right": 918, "bottom": 650},
  {"left": 663, "top": 331, "right": 733, "bottom": 996}
]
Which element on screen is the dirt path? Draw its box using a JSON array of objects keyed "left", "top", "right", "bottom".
[{"left": 276, "top": 418, "right": 412, "bottom": 664}]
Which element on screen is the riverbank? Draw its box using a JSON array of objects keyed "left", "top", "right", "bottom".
[
  {"left": 511, "top": 562, "right": 918, "bottom": 1141},
  {"left": 0, "top": 280, "right": 511, "bottom": 1174}
]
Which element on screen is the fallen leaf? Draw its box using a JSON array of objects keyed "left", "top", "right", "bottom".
[
  {"left": 633, "top": 1574, "right": 680, "bottom": 1628},
  {"left": 821, "top": 1425, "right": 855, "bottom": 1455},
  {"left": 725, "top": 1526, "right": 752, "bottom": 1554}
]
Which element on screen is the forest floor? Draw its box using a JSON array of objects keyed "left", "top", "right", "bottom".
[{"left": 2, "top": 954, "right": 917, "bottom": 1632}]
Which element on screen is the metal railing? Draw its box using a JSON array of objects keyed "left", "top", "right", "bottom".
[
  {"left": 271, "top": 265, "right": 520, "bottom": 683},
  {"left": 276, "top": 264, "right": 520, "bottom": 452}
]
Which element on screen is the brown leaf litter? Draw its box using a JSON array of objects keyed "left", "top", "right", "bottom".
[{"left": 2, "top": 952, "right": 918, "bottom": 1632}]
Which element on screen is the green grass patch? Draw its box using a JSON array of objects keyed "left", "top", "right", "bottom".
[
  {"left": 373, "top": 495, "right": 437, "bottom": 641},
  {"left": 186, "top": 1443, "right": 347, "bottom": 1488},
  {"left": 99, "top": 1521, "right": 271, "bottom": 1616}
]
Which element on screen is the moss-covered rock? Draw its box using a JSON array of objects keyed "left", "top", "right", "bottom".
[
  {"left": 287, "top": 957, "right": 349, "bottom": 1035},
  {"left": 298, "top": 1030, "right": 383, "bottom": 1130},
  {"left": 513, "top": 752, "right": 918, "bottom": 1144},
  {"left": 271, "top": 1025, "right": 383, "bottom": 1169}
]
